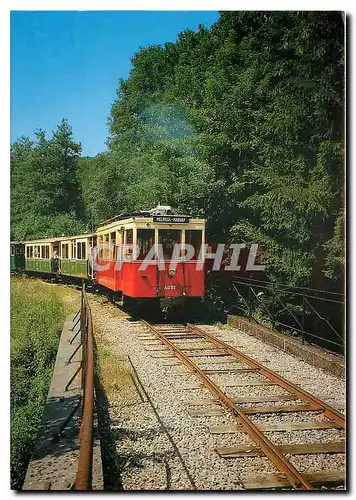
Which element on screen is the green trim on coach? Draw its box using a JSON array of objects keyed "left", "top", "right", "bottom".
[
  {"left": 10, "top": 243, "right": 25, "bottom": 271},
  {"left": 60, "top": 259, "right": 89, "bottom": 278},
  {"left": 25, "top": 258, "right": 53, "bottom": 273}
]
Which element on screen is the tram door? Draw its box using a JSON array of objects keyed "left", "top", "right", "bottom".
[
  {"left": 158, "top": 229, "right": 182, "bottom": 296},
  {"left": 90, "top": 235, "right": 97, "bottom": 278}
]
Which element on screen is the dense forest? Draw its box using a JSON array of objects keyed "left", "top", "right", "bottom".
[{"left": 11, "top": 12, "right": 345, "bottom": 295}]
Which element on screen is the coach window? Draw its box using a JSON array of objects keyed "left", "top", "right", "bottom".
[
  {"left": 77, "top": 241, "right": 86, "bottom": 260},
  {"left": 137, "top": 229, "right": 155, "bottom": 260},
  {"left": 41, "top": 245, "right": 49, "bottom": 259},
  {"left": 82, "top": 242, "right": 87, "bottom": 260},
  {"left": 71, "top": 241, "right": 76, "bottom": 259},
  {"left": 62, "top": 243, "right": 69, "bottom": 259},
  {"left": 159, "top": 229, "right": 181, "bottom": 260},
  {"left": 185, "top": 230, "right": 202, "bottom": 260},
  {"left": 11, "top": 245, "right": 15, "bottom": 256}
]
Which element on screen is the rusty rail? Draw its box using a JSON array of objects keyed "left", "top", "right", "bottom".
[
  {"left": 141, "top": 321, "right": 346, "bottom": 490},
  {"left": 74, "top": 284, "right": 95, "bottom": 490},
  {"left": 188, "top": 324, "right": 345, "bottom": 428}
]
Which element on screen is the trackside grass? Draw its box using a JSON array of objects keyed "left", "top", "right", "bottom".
[{"left": 10, "top": 276, "right": 79, "bottom": 490}]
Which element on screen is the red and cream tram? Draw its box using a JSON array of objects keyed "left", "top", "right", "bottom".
[{"left": 92, "top": 206, "right": 206, "bottom": 307}]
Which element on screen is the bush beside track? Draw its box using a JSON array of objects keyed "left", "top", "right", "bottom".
[{"left": 10, "top": 276, "right": 78, "bottom": 490}]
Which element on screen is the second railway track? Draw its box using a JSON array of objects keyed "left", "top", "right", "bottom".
[{"left": 139, "top": 321, "right": 346, "bottom": 491}]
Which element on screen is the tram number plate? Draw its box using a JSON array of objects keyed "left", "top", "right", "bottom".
[{"left": 163, "top": 285, "right": 176, "bottom": 290}]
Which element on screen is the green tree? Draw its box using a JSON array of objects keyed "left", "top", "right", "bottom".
[
  {"left": 108, "top": 11, "right": 344, "bottom": 291},
  {"left": 11, "top": 119, "right": 85, "bottom": 240}
]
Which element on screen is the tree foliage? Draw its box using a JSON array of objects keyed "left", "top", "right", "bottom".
[
  {"left": 107, "top": 11, "right": 344, "bottom": 287},
  {"left": 11, "top": 12, "right": 344, "bottom": 289},
  {"left": 11, "top": 120, "right": 86, "bottom": 240}
]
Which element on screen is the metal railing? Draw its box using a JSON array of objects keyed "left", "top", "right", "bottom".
[
  {"left": 230, "top": 276, "right": 345, "bottom": 354},
  {"left": 43, "top": 284, "right": 95, "bottom": 490},
  {"left": 74, "top": 283, "right": 95, "bottom": 490}
]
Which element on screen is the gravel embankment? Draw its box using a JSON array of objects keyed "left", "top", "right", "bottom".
[{"left": 89, "top": 297, "right": 346, "bottom": 491}]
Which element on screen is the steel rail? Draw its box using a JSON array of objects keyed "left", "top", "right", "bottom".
[
  {"left": 75, "top": 286, "right": 95, "bottom": 490},
  {"left": 188, "top": 324, "right": 345, "bottom": 428},
  {"left": 141, "top": 320, "right": 314, "bottom": 490}
]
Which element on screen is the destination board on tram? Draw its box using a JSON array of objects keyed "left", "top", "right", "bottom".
[{"left": 153, "top": 216, "right": 190, "bottom": 224}]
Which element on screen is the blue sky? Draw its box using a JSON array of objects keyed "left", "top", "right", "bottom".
[{"left": 11, "top": 11, "right": 220, "bottom": 157}]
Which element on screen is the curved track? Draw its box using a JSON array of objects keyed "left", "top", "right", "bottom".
[{"left": 141, "top": 321, "right": 346, "bottom": 491}]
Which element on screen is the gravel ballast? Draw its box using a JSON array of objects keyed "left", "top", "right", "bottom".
[{"left": 89, "top": 297, "right": 346, "bottom": 491}]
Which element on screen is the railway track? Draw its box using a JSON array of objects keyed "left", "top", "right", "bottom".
[{"left": 139, "top": 321, "right": 346, "bottom": 491}]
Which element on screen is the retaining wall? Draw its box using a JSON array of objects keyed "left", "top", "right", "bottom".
[
  {"left": 22, "top": 314, "right": 103, "bottom": 490},
  {"left": 227, "top": 315, "right": 345, "bottom": 379}
]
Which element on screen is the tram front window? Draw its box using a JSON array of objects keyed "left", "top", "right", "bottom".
[
  {"left": 158, "top": 229, "right": 181, "bottom": 260},
  {"left": 137, "top": 229, "right": 155, "bottom": 259},
  {"left": 185, "top": 230, "right": 202, "bottom": 259}
]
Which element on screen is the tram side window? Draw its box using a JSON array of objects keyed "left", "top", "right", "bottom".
[
  {"left": 11, "top": 245, "right": 15, "bottom": 256},
  {"left": 159, "top": 229, "right": 181, "bottom": 260},
  {"left": 125, "top": 229, "right": 133, "bottom": 244},
  {"left": 97, "top": 236, "right": 102, "bottom": 259},
  {"left": 185, "top": 230, "right": 202, "bottom": 260},
  {"left": 100, "top": 235, "right": 106, "bottom": 259},
  {"left": 102, "top": 234, "right": 108, "bottom": 259},
  {"left": 124, "top": 229, "right": 134, "bottom": 258},
  {"left": 110, "top": 232, "right": 116, "bottom": 259},
  {"left": 33, "top": 245, "right": 40, "bottom": 258},
  {"left": 137, "top": 229, "right": 155, "bottom": 259}
]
